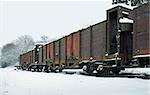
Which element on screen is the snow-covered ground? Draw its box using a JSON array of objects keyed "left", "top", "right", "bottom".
[
  {"left": 121, "top": 68, "right": 150, "bottom": 75},
  {"left": 0, "top": 67, "right": 150, "bottom": 95}
]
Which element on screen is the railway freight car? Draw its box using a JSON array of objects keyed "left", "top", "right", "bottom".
[
  {"left": 20, "top": 50, "right": 33, "bottom": 70},
  {"left": 82, "top": 5, "right": 133, "bottom": 74},
  {"left": 19, "top": 3, "right": 149, "bottom": 75},
  {"left": 60, "top": 37, "right": 67, "bottom": 66},
  {"left": 20, "top": 52, "right": 27, "bottom": 70},
  {"left": 66, "top": 32, "right": 81, "bottom": 68},
  {"left": 80, "top": 21, "right": 107, "bottom": 62},
  {"left": 132, "top": 3, "right": 150, "bottom": 67}
]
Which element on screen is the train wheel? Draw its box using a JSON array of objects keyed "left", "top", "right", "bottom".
[
  {"left": 96, "top": 65, "right": 104, "bottom": 75},
  {"left": 86, "top": 63, "right": 95, "bottom": 75},
  {"left": 58, "top": 69, "right": 63, "bottom": 72},
  {"left": 97, "top": 66, "right": 111, "bottom": 76},
  {"left": 112, "top": 68, "right": 121, "bottom": 75}
]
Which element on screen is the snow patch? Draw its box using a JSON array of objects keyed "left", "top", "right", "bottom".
[
  {"left": 120, "top": 17, "right": 133, "bottom": 23},
  {"left": 121, "top": 68, "right": 150, "bottom": 75},
  {"left": 0, "top": 68, "right": 150, "bottom": 95},
  {"left": 107, "top": 3, "right": 137, "bottom": 10}
]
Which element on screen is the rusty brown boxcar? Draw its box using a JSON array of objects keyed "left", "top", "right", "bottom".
[
  {"left": 60, "top": 37, "right": 66, "bottom": 64},
  {"left": 132, "top": 3, "right": 150, "bottom": 66},
  {"left": 24, "top": 53, "right": 27, "bottom": 64},
  {"left": 91, "top": 21, "right": 107, "bottom": 61},
  {"left": 50, "top": 42, "right": 54, "bottom": 63},
  {"left": 27, "top": 51, "right": 31, "bottom": 64},
  {"left": 30, "top": 51, "right": 32, "bottom": 64},
  {"left": 46, "top": 43, "right": 50, "bottom": 61},
  {"left": 24, "top": 53, "right": 27, "bottom": 63},
  {"left": 66, "top": 34, "right": 73, "bottom": 66},
  {"left": 54, "top": 40, "right": 60, "bottom": 64},
  {"left": 80, "top": 27, "right": 91, "bottom": 60},
  {"left": 133, "top": 3, "right": 150, "bottom": 56},
  {"left": 32, "top": 49, "right": 35, "bottom": 64},
  {"left": 26, "top": 52, "right": 29, "bottom": 64},
  {"left": 20, "top": 53, "right": 28, "bottom": 69},
  {"left": 72, "top": 31, "right": 81, "bottom": 66},
  {"left": 24, "top": 51, "right": 31, "bottom": 67},
  {"left": 30, "top": 50, "right": 33, "bottom": 64},
  {"left": 72, "top": 31, "right": 80, "bottom": 59},
  {"left": 43, "top": 45, "right": 47, "bottom": 64}
]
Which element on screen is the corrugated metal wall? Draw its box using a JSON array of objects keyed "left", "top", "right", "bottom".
[
  {"left": 66, "top": 35, "right": 73, "bottom": 60},
  {"left": 80, "top": 27, "right": 91, "bottom": 60},
  {"left": 23, "top": 54, "right": 26, "bottom": 64},
  {"left": 27, "top": 51, "right": 31, "bottom": 64},
  {"left": 133, "top": 3, "right": 150, "bottom": 56},
  {"left": 92, "top": 21, "right": 106, "bottom": 60},
  {"left": 60, "top": 37, "right": 66, "bottom": 64},
  {"left": 32, "top": 49, "right": 35, "bottom": 63},
  {"left": 30, "top": 51, "right": 32, "bottom": 64},
  {"left": 43, "top": 45, "right": 47, "bottom": 64},
  {"left": 46, "top": 44, "right": 50, "bottom": 61},
  {"left": 72, "top": 32, "right": 80, "bottom": 58},
  {"left": 54, "top": 40, "right": 60, "bottom": 64},
  {"left": 50, "top": 43, "right": 54, "bottom": 63}
]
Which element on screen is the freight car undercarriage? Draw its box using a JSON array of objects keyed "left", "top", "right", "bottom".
[
  {"left": 24, "top": 64, "right": 63, "bottom": 73},
  {"left": 16, "top": 58, "right": 149, "bottom": 77},
  {"left": 14, "top": 63, "right": 150, "bottom": 80}
]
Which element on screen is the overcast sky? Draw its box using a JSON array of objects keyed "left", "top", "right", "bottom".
[{"left": 0, "top": 0, "right": 112, "bottom": 47}]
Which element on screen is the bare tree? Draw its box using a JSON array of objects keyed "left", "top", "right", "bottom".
[
  {"left": 0, "top": 43, "right": 18, "bottom": 68},
  {"left": 0, "top": 35, "right": 35, "bottom": 68},
  {"left": 0, "top": 47, "right": 1, "bottom": 57},
  {"left": 15, "top": 35, "right": 35, "bottom": 54},
  {"left": 40, "top": 35, "right": 49, "bottom": 43}
]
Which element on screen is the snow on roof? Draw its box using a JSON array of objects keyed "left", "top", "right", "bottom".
[
  {"left": 34, "top": 42, "right": 51, "bottom": 48},
  {"left": 107, "top": 3, "right": 137, "bottom": 10},
  {"left": 35, "top": 42, "right": 48, "bottom": 45},
  {"left": 122, "top": 11, "right": 129, "bottom": 15},
  {"left": 119, "top": 17, "right": 133, "bottom": 23},
  {"left": 27, "top": 48, "right": 34, "bottom": 52},
  {"left": 105, "top": 58, "right": 121, "bottom": 61}
]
